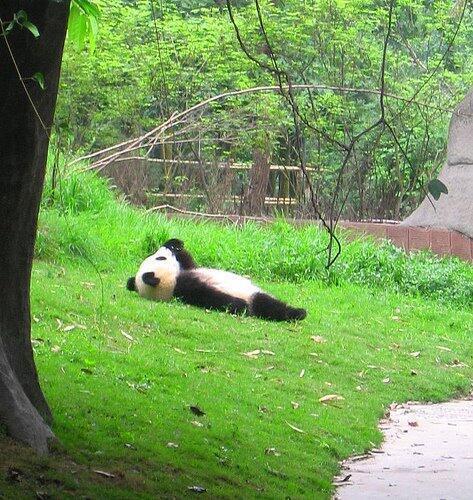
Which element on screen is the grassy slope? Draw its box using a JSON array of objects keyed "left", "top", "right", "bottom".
[{"left": 1, "top": 173, "right": 472, "bottom": 498}]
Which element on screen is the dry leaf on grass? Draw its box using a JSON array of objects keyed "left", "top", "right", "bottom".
[
  {"left": 409, "top": 351, "right": 420, "bottom": 357},
  {"left": 242, "top": 349, "right": 275, "bottom": 359},
  {"left": 291, "top": 401, "right": 300, "bottom": 409},
  {"left": 447, "top": 359, "right": 468, "bottom": 367},
  {"left": 242, "top": 349, "right": 260, "bottom": 358},
  {"left": 350, "top": 454, "right": 371, "bottom": 462},
  {"left": 382, "top": 377, "right": 390, "bottom": 384},
  {"left": 299, "top": 369, "right": 305, "bottom": 378},
  {"left": 121, "top": 330, "right": 134, "bottom": 342},
  {"left": 94, "top": 470, "right": 115, "bottom": 479},
  {"left": 285, "top": 421, "right": 305, "bottom": 433},
  {"left": 187, "top": 485, "right": 206, "bottom": 493},
  {"left": 333, "top": 474, "right": 352, "bottom": 485},
  {"left": 189, "top": 405, "right": 205, "bottom": 417},
  {"left": 264, "top": 447, "right": 281, "bottom": 456},
  {"left": 310, "top": 335, "right": 326, "bottom": 343},
  {"left": 319, "top": 394, "right": 344, "bottom": 404}
]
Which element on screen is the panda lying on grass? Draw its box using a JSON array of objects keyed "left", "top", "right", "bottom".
[{"left": 126, "top": 239, "right": 306, "bottom": 322}]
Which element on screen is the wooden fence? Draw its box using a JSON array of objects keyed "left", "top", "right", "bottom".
[{"left": 104, "top": 157, "right": 316, "bottom": 213}]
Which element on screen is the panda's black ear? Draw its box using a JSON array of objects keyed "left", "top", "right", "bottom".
[
  {"left": 163, "top": 238, "right": 184, "bottom": 252},
  {"left": 126, "top": 277, "right": 136, "bottom": 292}
]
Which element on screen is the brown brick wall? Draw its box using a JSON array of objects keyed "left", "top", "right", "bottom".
[
  {"left": 339, "top": 222, "right": 473, "bottom": 262},
  {"left": 161, "top": 211, "right": 473, "bottom": 262}
]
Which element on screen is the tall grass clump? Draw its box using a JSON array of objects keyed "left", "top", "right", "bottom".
[
  {"left": 37, "top": 167, "right": 473, "bottom": 307},
  {"left": 42, "top": 167, "right": 117, "bottom": 215},
  {"left": 334, "top": 239, "right": 473, "bottom": 307}
]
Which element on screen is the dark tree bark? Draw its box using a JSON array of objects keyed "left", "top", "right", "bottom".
[{"left": 0, "top": 0, "right": 70, "bottom": 453}]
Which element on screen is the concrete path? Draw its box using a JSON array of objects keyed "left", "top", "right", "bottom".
[{"left": 335, "top": 400, "right": 473, "bottom": 500}]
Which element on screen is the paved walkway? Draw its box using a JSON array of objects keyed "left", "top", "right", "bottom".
[{"left": 335, "top": 400, "right": 473, "bottom": 500}]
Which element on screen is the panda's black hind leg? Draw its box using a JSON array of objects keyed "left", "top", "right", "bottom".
[{"left": 251, "top": 292, "right": 306, "bottom": 322}]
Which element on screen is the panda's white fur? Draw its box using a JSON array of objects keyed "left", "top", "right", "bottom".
[
  {"left": 135, "top": 246, "right": 180, "bottom": 301},
  {"left": 191, "top": 268, "right": 261, "bottom": 302}
]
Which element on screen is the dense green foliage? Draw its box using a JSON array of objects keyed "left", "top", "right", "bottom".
[
  {"left": 56, "top": 0, "right": 473, "bottom": 218},
  {"left": 38, "top": 169, "right": 473, "bottom": 307}
]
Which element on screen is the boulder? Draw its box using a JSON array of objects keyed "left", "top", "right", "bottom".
[{"left": 401, "top": 88, "right": 473, "bottom": 238}]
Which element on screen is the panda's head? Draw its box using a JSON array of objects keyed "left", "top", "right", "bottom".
[{"left": 126, "top": 239, "right": 194, "bottom": 301}]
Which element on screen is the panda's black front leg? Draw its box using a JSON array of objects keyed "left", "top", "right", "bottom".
[
  {"left": 142, "top": 272, "right": 160, "bottom": 287},
  {"left": 174, "top": 273, "right": 247, "bottom": 314},
  {"left": 126, "top": 277, "right": 136, "bottom": 292}
]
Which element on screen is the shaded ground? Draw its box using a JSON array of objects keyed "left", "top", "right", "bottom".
[{"left": 336, "top": 398, "right": 473, "bottom": 500}]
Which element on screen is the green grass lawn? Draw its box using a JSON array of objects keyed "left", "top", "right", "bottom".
[
  {"left": 1, "top": 172, "right": 472, "bottom": 498},
  {"left": 2, "top": 261, "right": 472, "bottom": 499}
]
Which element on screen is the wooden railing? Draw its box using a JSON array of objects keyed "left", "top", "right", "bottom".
[{"left": 103, "top": 156, "right": 317, "bottom": 213}]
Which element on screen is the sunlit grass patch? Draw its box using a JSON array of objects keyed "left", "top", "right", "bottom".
[{"left": 7, "top": 260, "right": 469, "bottom": 499}]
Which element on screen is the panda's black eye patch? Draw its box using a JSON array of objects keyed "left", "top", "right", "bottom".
[{"left": 156, "top": 256, "right": 167, "bottom": 260}]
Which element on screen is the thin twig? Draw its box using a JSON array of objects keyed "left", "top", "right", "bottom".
[
  {"left": 0, "top": 15, "right": 49, "bottom": 134},
  {"left": 69, "top": 83, "right": 462, "bottom": 169}
]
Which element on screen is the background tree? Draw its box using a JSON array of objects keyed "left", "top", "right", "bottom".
[
  {"left": 57, "top": 0, "right": 472, "bottom": 220},
  {"left": 0, "top": 0, "right": 70, "bottom": 453}
]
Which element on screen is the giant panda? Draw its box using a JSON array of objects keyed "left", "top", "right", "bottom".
[{"left": 126, "top": 239, "right": 306, "bottom": 322}]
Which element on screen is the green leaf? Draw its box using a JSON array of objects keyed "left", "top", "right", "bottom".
[
  {"left": 74, "top": 0, "right": 101, "bottom": 19},
  {"left": 68, "top": 0, "right": 100, "bottom": 52},
  {"left": 9, "top": 10, "right": 41, "bottom": 38},
  {"left": 22, "top": 20, "right": 40, "bottom": 39},
  {"left": 32, "top": 72, "right": 45, "bottom": 90},
  {"left": 427, "top": 179, "right": 448, "bottom": 201},
  {"left": 14, "top": 10, "right": 28, "bottom": 24},
  {"left": 4, "top": 20, "right": 15, "bottom": 34},
  {"left": 68, "top": 4, "right": 88, "bottom": 49}
]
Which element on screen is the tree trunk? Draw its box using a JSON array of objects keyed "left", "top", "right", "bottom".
[
  {"left": 0, "top": 0, "right": 70, "bottom": 453},
  {"left": 244, "top": 147, "right": 271, "bottom": 216}
]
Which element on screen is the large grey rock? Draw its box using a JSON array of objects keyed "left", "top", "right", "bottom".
[{"left": 402, "top": 88, "right": 473, "bottom": 238}]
